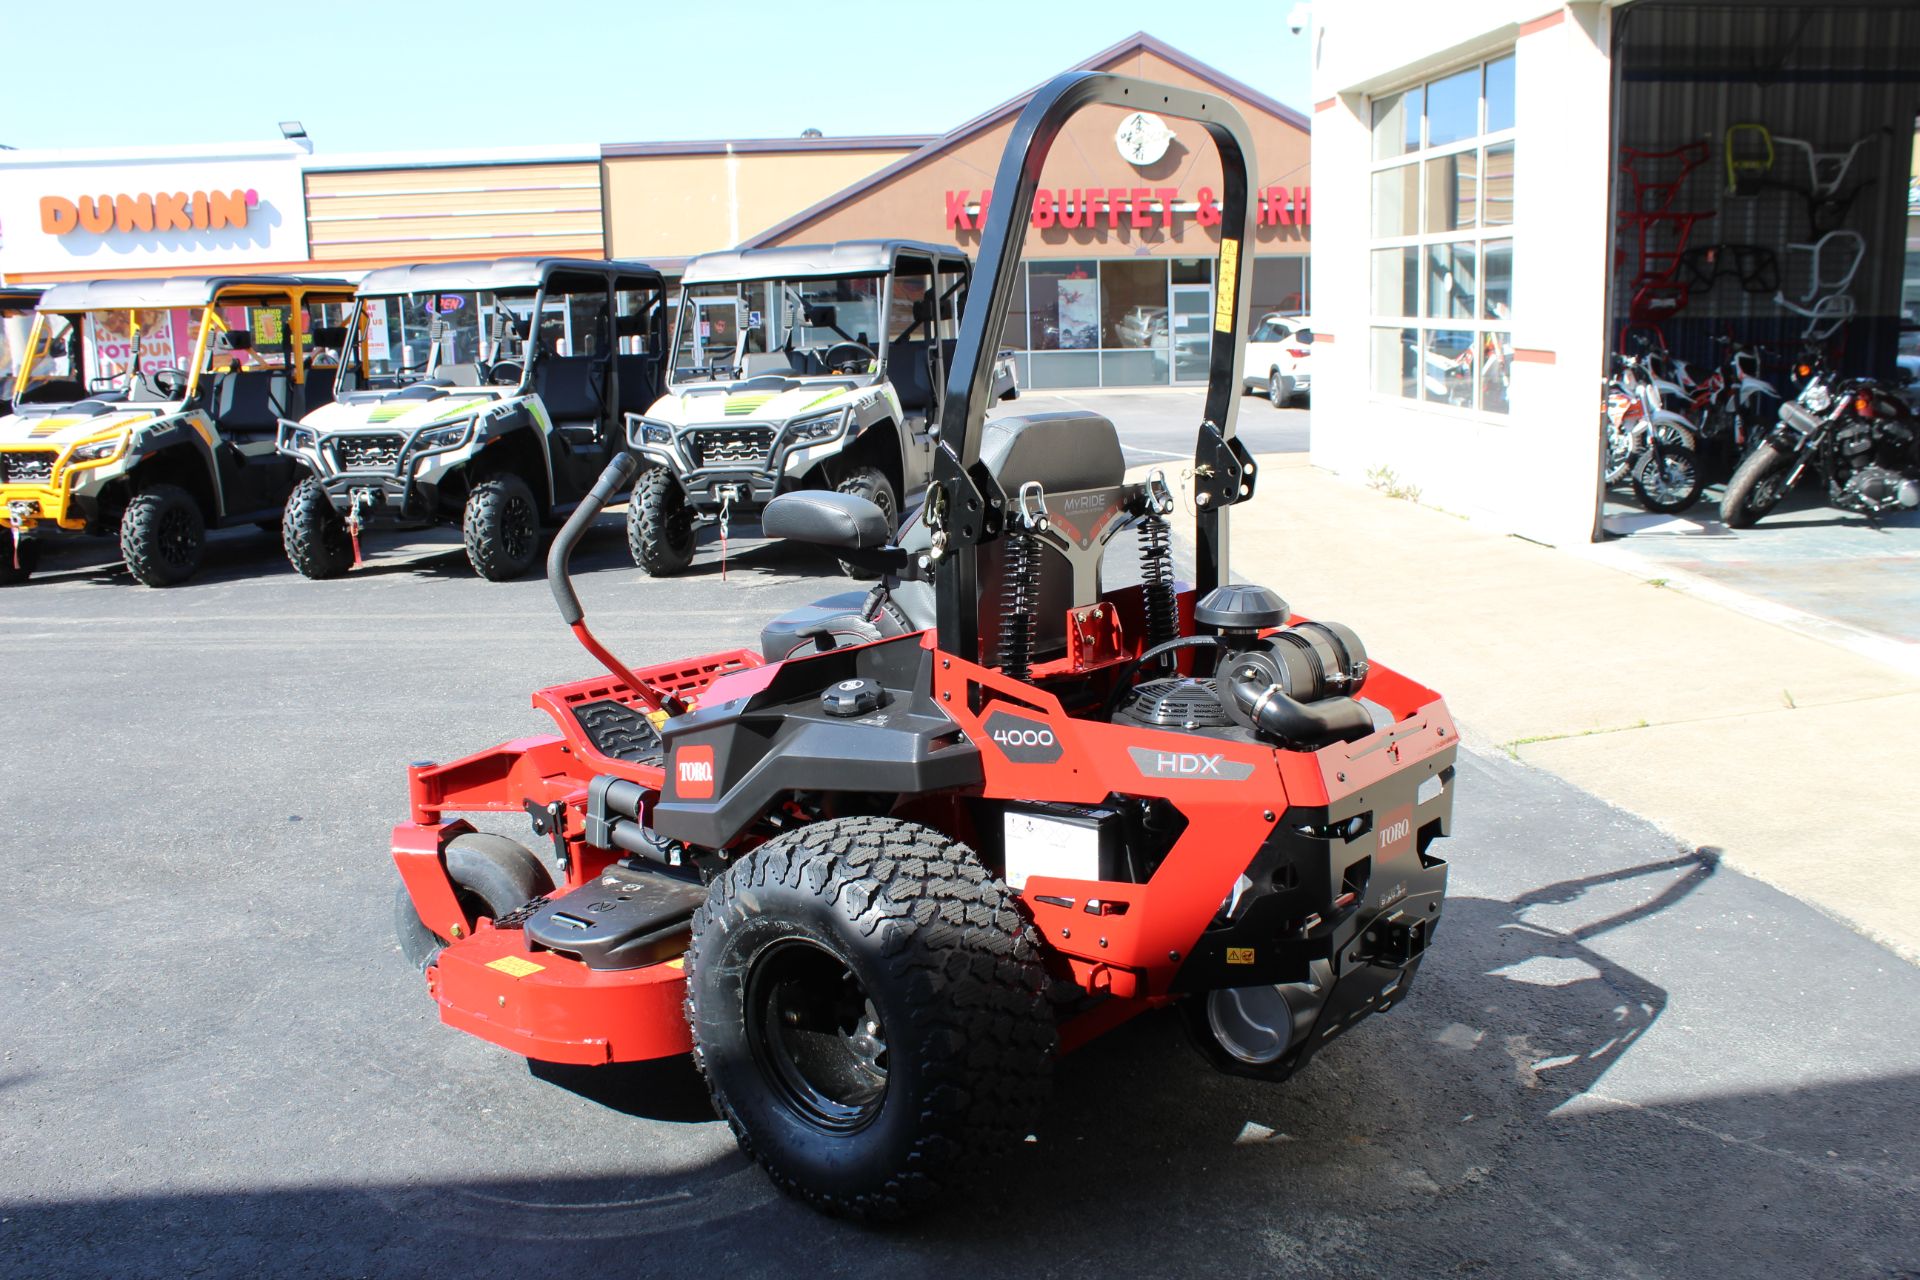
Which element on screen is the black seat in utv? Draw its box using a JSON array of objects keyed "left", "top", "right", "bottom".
[{"left": 758, "top": 411, "right": 1127, "bottom": 661}]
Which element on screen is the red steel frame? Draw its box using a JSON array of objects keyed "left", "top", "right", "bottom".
[{"left": 394, "top": 613, "right": 1454, "bottom": 1065}]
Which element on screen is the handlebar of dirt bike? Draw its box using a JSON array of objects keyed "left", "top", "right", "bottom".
[{"left": 546, "top": 451, "right": 675, "bottom": 714}]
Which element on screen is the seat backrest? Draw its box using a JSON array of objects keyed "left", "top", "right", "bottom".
[
  {"left": 534, "top": 355, "right": 604, "bottom": 422},
  {"left": 212, "top": 371, "right": 289, "bottom": 434},
  {"left": 616, "top": 354, "right": 658, "bottom": 414},
  {"left": 300, "top": 364, "right": 338, "bottom": 414},
  {"left": 890, "top": 339, "right": 932, "bottom": 412},
  {"left": 893, "top": 411, "right": 1128, "bottom": 665}
]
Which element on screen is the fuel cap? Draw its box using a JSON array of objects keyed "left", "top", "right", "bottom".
[{"left": 821, "top": 677, "right": 884, "bottom": 717}]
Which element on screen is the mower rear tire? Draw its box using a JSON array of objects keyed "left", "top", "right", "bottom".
[
  {"left": 686, "top": 816, "right": 1054, "bottom": 1221},
  {"left": 283, "top": 478, "right": 353, "bottom": 579},
  {"left": 121, "top": 483, "right": 206, "bottom": 587},
  {"left": 627, "top": 466, "right": 696, "bottom": 577},
  {"left": 393, "top": 833, "right": 554, "bottom": 971},
  {"left": 833, "top": 466, "right": 897, "bottom": 579},
  {"left": 464, "top": 472, "right": 541, "bottom": 581}
]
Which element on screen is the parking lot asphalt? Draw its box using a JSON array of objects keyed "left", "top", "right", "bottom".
[{"left": 2, "top": 393, "right": 1916, "bottom": 1278}]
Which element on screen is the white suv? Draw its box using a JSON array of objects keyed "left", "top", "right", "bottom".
[{"left": 1242, "top": 313, "right": 1313, "bottom": 406}]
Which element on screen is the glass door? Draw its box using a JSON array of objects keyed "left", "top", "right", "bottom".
[{"left": 1171, "top": 283, "right": 1213, "bottom": 383}]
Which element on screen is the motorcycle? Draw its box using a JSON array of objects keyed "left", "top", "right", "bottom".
[
  {"left": 1603, "top": 352, "right": 1705, "bottom": 513},
  {"left": 1690, "top": 337, "right": 1782, "bottom": 462},
  {"left": 1721, "top": 371, "right": 1920, "bottom": 527}
]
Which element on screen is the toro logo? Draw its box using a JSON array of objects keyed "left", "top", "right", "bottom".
[
  {"left": 674, "top": 745, "right": 717, "bottom": 799},
  {"left": 983, "top": 709, "right": 1063, "bottom": 764},
  {"left": 1376, "top": 804, "right": 1414, "bottom": 860}
]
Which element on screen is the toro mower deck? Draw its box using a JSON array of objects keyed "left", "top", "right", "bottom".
[{"left": 391, "top": 71, "right": 1456, "bottom": 1221}]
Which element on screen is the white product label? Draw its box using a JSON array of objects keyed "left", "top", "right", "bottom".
[{"left": 1003, "top": 811, "right": 1100, "bottom": 890}]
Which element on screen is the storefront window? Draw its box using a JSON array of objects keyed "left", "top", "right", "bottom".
[
  {"left": 1424, "top": 150, "right": 1478, "bottom": 233},
  {"left": 1483, "top": 240, "right": 1513, "bottom": 321},
  {"left": 1484, "top": 56, "right": 1517, "bottom": 133},
  {"left": 1424, "top": 68, "right": 1480, "bottom": 149},
  {"left": 1028, "top": 261, "right": 1098, "bottom": 351},
  {"left": 1371, "top": 165, "right": 1420, "bottom": 237},
  {"left": 1372, "top": 248, "right": 1417, "bottom": 316},
  {"left": 1371, "top": 326, "right": 1418, "bottom": 396},
  {"left": 1253, "top": 258, "right": 1309, "bottom": 316},
  {"left": 1372, "top": 87, "right": 1423, "bottom": 159},
  {"left": 1368, "top": 52, "right": 1517, "bottom": 415},
  {"left": 1100, "top": 259, "right": 1169, "bottom": 387},
  {"left": 1000, "top": 255, "right": 1303, "bottom": 389}
]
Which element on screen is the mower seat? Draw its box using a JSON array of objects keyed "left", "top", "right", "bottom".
[
  {"left": 892, "top": 410, "right": 1127, "bottom": 661},
  {"left": 760, "top": 411, "right": 1125, "bottom": 665}
]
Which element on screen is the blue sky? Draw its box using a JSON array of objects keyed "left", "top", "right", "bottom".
[{"left": 1, "top": 2, "right": 1311, "bottom": 153}]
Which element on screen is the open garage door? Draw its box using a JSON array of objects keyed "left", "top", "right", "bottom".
[{"left": 1597, "top": 2, "right": 1920, "bottom": 652}]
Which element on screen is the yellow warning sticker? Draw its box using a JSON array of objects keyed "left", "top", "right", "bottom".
[
  {"left": 665, "top": 957, "right": 686, "bottom": 970},
  {"left": 486, "top": 955, "right": 546, "bottom": 978},
  {"left": 1214, "top": 238, "right": 1240, "bottom": 332},
  {"left": 1226, "top": 947, "right": 1256, "bottom": 965}
]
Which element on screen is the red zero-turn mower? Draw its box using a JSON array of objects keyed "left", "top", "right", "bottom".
[{"left": 391, "top": 72, "right": 1457, "bottom": 1220}]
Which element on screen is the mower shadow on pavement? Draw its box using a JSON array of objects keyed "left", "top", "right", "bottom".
[
  {"left": 527, "top": 1056, "right": 717, "bottom": 1124},
  {"left": 7, "top": 845, "right": 1920, "bottom": 1278}
]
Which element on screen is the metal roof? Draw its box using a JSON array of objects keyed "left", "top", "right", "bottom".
[
  {"left": 681, "top": 240, "right": 968, "bottom": 285},
  {"left": 355, "top": 257, "right": 663, "bottom": 296},
  {"left": 36, "top": 275, "right": 351, "bottom": 311}
]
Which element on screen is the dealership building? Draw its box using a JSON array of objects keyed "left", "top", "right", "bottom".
[
  {"left": 0, "top": 33, "right": 1309, "bottom": 394},
  {"left": 1307, "top": 0, "right": 1920, "bottom": 544}
]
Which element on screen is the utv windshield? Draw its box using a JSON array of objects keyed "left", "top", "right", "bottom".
[
  {"left": 670, "top": 274, "right": 885, "bottom": 384},
  {"left": 340, "top": 290, "right": 536, "bottom": 392},
  {"left": 11, "top": 307, "right": 213, "bottom": 407}
]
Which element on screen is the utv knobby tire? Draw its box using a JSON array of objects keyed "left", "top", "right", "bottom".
[
  {"left": 464, "top": 472, "right": 541, "bottom": 581},
  {"left": 1721, "top": 441, "right": 1791, "bottom": 529},
  {"left": 283, "top": 477, "right": 353, "bottom": 579},
  {"left": 120, "top": 483, "right": 205, "bottom": 587},
  {"left": 627, "top": 466, "right": 696, "bottom": 577},
  {"left": 393, "top": 833, "right": 554, "bottom": 971},
  {"left": 687, "top": 816, "right": 1053, "bottom": 1221},
  {"left": 0, "top": 528, "right": 36, "bottom": 585},
  {"left": 834, "top": 466, "right": 898, "bottom": 579}
]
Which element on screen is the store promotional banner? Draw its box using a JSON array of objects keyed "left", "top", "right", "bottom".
[{"left": 0, "top": 145, "right": 311, "bottom": 277}]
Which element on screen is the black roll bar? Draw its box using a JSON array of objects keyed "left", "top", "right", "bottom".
[{"left": 931, "top": 72, "right": 1259, "bottom": 659}]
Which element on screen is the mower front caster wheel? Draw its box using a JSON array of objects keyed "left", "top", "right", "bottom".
[
  {"left": 686, "top": 816, "right": 1054, "bottom": 1221},
  {"left": 393, "top": 833, "right": 554, "bottom": 970}
]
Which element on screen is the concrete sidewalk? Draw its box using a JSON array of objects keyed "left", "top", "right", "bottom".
[{"left": 1183, "top": 455, "right": 1920, "bottom": 962}]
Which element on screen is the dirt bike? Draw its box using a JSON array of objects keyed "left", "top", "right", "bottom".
[{"left": 1603, "top": 352, "right": 1704, "bottom": 513}]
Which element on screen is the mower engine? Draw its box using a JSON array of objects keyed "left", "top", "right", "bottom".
[{"left": 1116, "top": 583, "right": 1376, "bottom": 752}]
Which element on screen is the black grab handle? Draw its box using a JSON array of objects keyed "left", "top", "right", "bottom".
[{"left": 549, "top": 451, "right": 641, "bottom": 626}]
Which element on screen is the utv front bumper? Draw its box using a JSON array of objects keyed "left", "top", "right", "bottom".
[
  {"left": 3, "top": 452, "right": 116, "bottom": 534},
  {"left": 278, "top": 421, "right": 440, "bottom": 527},
  {"left": 632, "top": 421, "right": 853, "bottom": 516}
]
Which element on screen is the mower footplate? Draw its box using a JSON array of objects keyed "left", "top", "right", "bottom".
[
  {"left": 429, "top": 924, "right": 691, "bottom": 1065},
  {"left": 570, "top": 699, "right": 665, "bottom": 766},
  {"left": 522, "top": 865, "right": 706, "bottom": 970}
]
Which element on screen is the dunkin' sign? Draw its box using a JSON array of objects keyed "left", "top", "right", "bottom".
[
  {"left": 40, "top": 189, "right": 261, "bottom": 236},
  {"left": 0, "top": 149, "right": 309, "bottom": 273}
]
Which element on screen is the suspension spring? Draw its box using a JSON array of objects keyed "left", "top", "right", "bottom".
[
  {"left": 998, "top": 528, "right": 1040, "bottom": 682},
  {"left": 999, "top": 481, "right": 1048, "bottom": 682},
  {"left": 1139, "top": 511, "right": 1178, "bottom": 649}
]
